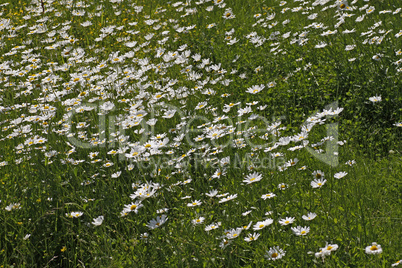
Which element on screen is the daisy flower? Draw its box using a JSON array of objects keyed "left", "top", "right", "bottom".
[
  {"left": 92, "top": 216, "right": 104, "bottom": 226},
  {"left": 195, "top": 101, "right": 208, "bottom": 110},
  {"left": 312, "top": 170, "right": 325, "bottom": 179},
  {"left": 66, "top": 211, "right": 83, "bottom": 218},
  {"left": 223, "top": 8, "right": 235, "bottom": 19},
  {"left": 316, "top": 243, "right": 338, "bottom": 258},
  {"left": 192, "top": 217, "right": 205, "bottom": 225},
  {"left": 246, "top": 84, "right": 265, "bottom": 94},
  {"left": 315, "top": 248, "right": 330, "bottom": 258},
  {"left": 219, "top": 239, "right": 231, "bottom": 249},
  {"left": 267, "top": 81, "right": 276, "bottom": 88},
  {"left": 187, "top": 200, "right": 202, "bottom": 207},
  {"left": 302, "top": 212, "right": 317, "bottom": 221},
  {"left": 345, "top": 159, "right": 356, "bottom": 166},
  {"left": 278, "top": 217, "right": 295, "bottom": 226},
  {"left": 157, "top": 208, "right": 169, "bottom": 214},
  {"left": 369, "top": 96, "right": 382, "bottom": 102},
  {"left": 205, "top": 189, "right": 218, "bottom": 197},
  {"left": 140, "top": 233, "right": 149, "bottom": 241},
  {"left": 242, "top": 210, "right": 252, "bottom": 216},
  {"left": 372, "top": 55, "right": 381, "bottom": 61},
  {"left": 291, "top": 226, "right": 310, "bottom": 236},
  {"left": 311, "top": 178, "right": 327, "bottom": 188},
  {"left": 325, "top": 243, "right": 338, "bottom": 252},
  {"left": 205, "top": 222, "right": 220, "bottom": 231},
  {"left": 278, "top": 183, "right": 287, "bottom": 190},
  {"left": 123, "top": 201, "right": 144, "bottom": 213},
  {"left": 253, "top": 218, "right": 274, "bottom": 230},
  {"left": 337, "top": 0, "right": 349, "bottom": 11},
  {"left": 265, "top": 246, "right": 286, "bottom": 260},
  {"left": 286, "top": 158, "right": 298, "bottom": 167},
  {"left": 218, "top": 194, "right": 237, "bottom": 203},
  {"left": 146, "top": 215, "right": 168, "bottom": 230},
  {"left": 212, "top": 169, "right": 226, "bottom": 179},
  {"left": 226, "top": 228, "right": 242, "bottom": 239},
  {"left": 334, "top": 171, "right": 348, "bottom": 179},
  {"left": 261, "top": 193, "right": 276, "bottom": 200},
  {"left": 392, "top": 260, "right": 402, "bottom": 267},
  {"left": 241, "top": 221, "right": 253, "bottom": 230},
  {"left": 5, "top": 203, "right": 21, "bottom": 211},
  {"left": 244, "top": 233, "right": 261, "bottom": 242},
  {"left": 243, "top": 172, "right": 263, "bottom": 184},
  {"left": 365, "top": 242, "right": 382, "bottom": 254}
]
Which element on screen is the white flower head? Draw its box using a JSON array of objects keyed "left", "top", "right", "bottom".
[
  {"left": 243, "top": 172, "right": 263, "bottom": 184},
  {"left": 334, "top": 171, "right": 348, "bottom": 179},
  {"left": 92, "top": 216, "right": 104, "bottom": 226},
  {"left": 369, "top": 96, "right": 382, "bottom": 103},
  {"left": 265, "top": 246, "right": 286, "bottom": 260},
  {"left": 302, "top": 212, "right": 317, "bottom": 221},
  {"left": 365, "top": 242, "right": 382, "bottom": 254}
]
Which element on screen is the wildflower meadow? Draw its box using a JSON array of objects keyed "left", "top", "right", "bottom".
[{"left": 0, "top": 0, "right": 401, "bottom": 266}]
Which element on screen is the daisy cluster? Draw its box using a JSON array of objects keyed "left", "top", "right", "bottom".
[{"left": 0, "top": 0, "right": 400, "bottom": 266}]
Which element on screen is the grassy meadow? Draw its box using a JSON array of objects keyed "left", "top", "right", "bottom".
[{"left": 0, "top": 0, "right": 401, "bottom": 266}]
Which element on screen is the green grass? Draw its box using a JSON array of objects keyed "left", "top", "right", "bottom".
[{"left": 0, "top": 0, "right": 401, "bottom": 266}]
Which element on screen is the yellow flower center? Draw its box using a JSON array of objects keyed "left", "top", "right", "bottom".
[{"left": 271, "top": 253, "right": 278, "bottom": 258}]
